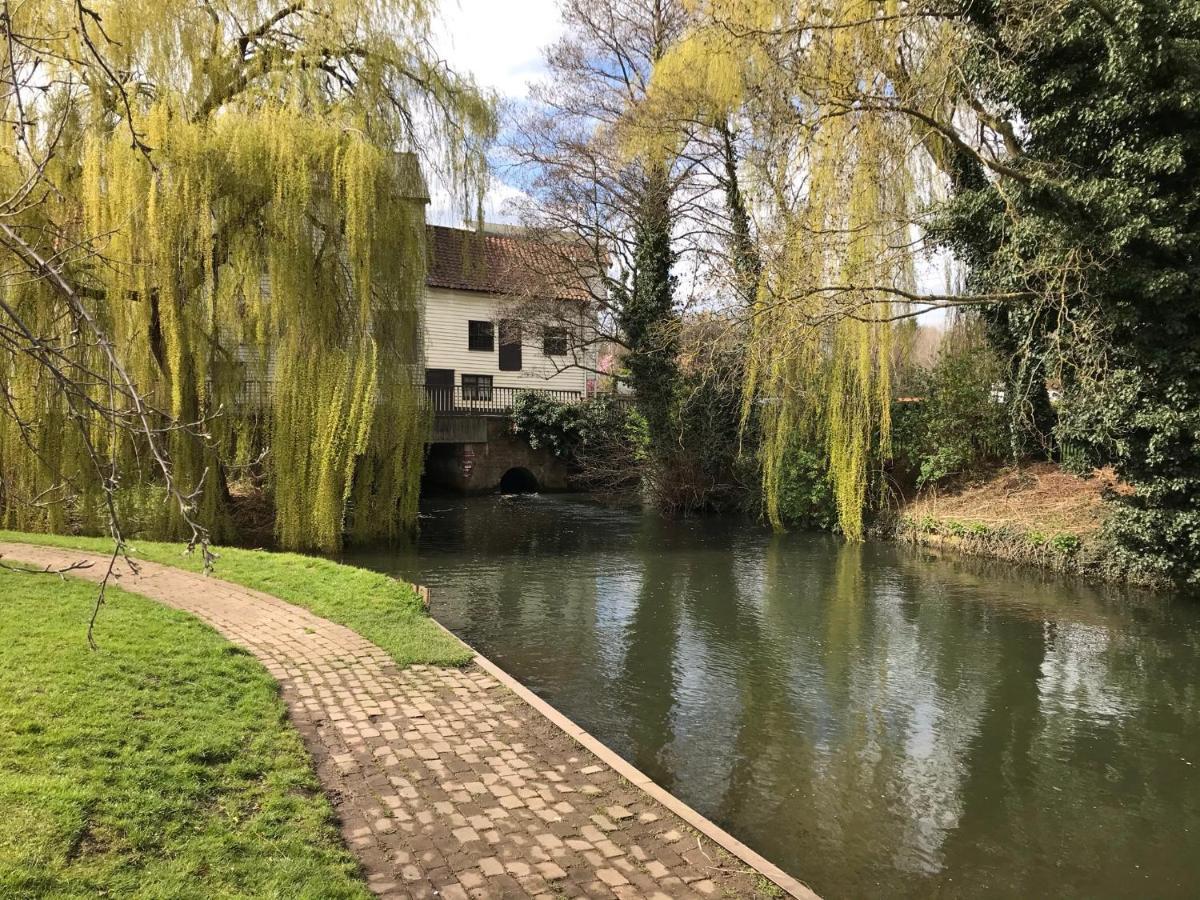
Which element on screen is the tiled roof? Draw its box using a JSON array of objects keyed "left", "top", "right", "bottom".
[{"left": 425, "top": 225, "right": 592, "bottom": 302}]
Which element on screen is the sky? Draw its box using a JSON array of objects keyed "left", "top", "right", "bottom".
[
  {"left": 426, "top": 1, "right": 950, "bottom": 322},
  {"left": 427, "top": 0, "right": 565, "bottom": 225}
]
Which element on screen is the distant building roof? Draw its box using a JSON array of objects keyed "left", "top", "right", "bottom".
[{"left": 425, "top": 225, "right": 592, "bottom": 302}]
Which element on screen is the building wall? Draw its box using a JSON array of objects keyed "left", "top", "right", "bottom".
[{"left": 423, "top": 286, "right": 591, "bottom": 394}]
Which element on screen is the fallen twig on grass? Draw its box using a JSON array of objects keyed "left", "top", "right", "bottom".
[{"left": 0, "top": 554, "right": 94, "bottom": 576}]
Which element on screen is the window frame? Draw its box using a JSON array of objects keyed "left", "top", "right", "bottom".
[
  {"left": 542, "top": 326, "right": 570, "bottom": 356},
  {"left": 461, "top": 373, "right": 493, "bottom": 401},
  {"left": 468, "top": 320, "right": 495, "bottom": 352}
]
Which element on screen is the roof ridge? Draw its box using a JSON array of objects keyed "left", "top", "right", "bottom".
[{"left": 424, "top": 224, "right": 592, "bottom": 302}]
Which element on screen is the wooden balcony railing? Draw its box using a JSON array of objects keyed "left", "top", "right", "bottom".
[
  {"left": 229, "top": 380, "right": 632, "bottom": 418},
  {"left": 424, "top": 384, "right": 584, "bottom": 416}
]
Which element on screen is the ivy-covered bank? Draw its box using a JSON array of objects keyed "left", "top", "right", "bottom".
[{"left": 893, "top": 517, "right": 1159, "bottom": 588}]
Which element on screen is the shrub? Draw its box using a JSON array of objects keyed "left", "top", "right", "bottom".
[
  {"left": 511, "top": 392, "right": 586, "bottom": 458},
  {"left": 510, "top": 393, "right": 646, "bottom": 493},
  {"left": 775, "top": 443, "right": 838, "bottom": 530},
  {"left": 892, "top": 323, "right": 1011, "bottom": 489},
  {"left": 656, "top": 359, "right": 754, "bottom": 514},
  {"left": 1050, "top": 533, "right": 1081, "bottom": 554}
]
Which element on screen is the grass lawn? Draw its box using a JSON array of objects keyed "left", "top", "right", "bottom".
[
  {"left": 0, "top": 568, "right": 370, "bottom": 899},
  {"left": 0, "top": 531, "right": 471, "bottom": 667}
]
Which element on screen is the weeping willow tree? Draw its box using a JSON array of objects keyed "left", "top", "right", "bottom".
[
  {"left": 0, "top": 0, "right": 494, "bottom": 553},
  {"left": 643, "top": 1, "right": 1006, "bottom": 538}
]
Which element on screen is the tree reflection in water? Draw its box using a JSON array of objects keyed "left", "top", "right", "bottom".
[{"left": 344, "top": 495, "right": 1200, "bottom": 899}]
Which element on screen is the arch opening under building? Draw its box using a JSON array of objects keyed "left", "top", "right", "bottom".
[{"left": 499, "top": 466, "right": 539, "bottom": 495}]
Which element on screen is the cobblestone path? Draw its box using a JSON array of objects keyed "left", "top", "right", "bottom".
[{"left": 0, "top": 543, "right": 806, "bottom": 899}]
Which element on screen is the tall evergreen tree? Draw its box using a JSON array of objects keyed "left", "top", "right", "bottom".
[
  {"left": 931, "top": 0, "right": 1200, "bottom": 583},
  {"left": 618, "top": 170, "right": 679, "bottom": 455}
]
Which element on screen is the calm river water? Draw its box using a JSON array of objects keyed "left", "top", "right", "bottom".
[{"left": 343, "top": 494, "right": 1200, "bottom": 899}]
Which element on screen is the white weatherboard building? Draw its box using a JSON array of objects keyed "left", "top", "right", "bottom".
[{"left": 422, "top": 225, "right": 595, "bottom": 408}]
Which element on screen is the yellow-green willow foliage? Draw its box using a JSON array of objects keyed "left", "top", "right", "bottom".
[
  {"left": 0, "top": 0, "right": 493, "bottom": 551},
  {"left": 646, "top": 0, "right": 956, "bottom": 538}
]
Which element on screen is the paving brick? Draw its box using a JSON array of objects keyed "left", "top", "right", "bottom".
[
  {"left": 596, "top": 868, "right": 629, "bottom": 887},
  {"left": 478, "top": 857, "right": 504, "bottom": 877},
  {"left": 645, "top": 860, "right": 670, "bottom": 879},
  {"left": 536, "top": 861, "right": 568, "bottom": 881}
]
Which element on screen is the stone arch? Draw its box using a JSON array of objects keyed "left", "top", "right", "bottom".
[{"left": 499, "top": 466, "right": 539, "bottom": 494}]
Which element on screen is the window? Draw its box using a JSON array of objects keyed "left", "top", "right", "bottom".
[
  {"left": 543, "top": 327, "right": 570, "bottom": 356},
  {"left": 468, "top": 320, "right": 494, "bottom": 352},
  {"left": 462, "top": 374, "right": 493, "bottom": 401}
]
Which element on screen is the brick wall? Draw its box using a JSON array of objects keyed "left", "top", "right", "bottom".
[{"left": 424, "top": 418, "right": 571, "bottom": 493}]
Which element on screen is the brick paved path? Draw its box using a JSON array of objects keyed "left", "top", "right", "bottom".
[{"left": 1, "top": 544, "right": 792, "bottom": 899}]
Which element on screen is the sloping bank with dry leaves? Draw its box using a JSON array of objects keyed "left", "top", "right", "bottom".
[{"left": 890, "top": 462, "right": 1171, "bottom": 588}]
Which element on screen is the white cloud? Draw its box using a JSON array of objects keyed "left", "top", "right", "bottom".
[
  {"left": 427, "top": 0, "right": 564, "bottom": 226},
  {"left": 433, "top": 0, "right": 563, "bottom": 100}
]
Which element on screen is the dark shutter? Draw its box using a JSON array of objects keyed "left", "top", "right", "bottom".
[
  {"left": 543, "top": 327, "right": 569, "bottom": 356},
  {"left": 499, "top": 320, "right": 522, "bottom": 372}
]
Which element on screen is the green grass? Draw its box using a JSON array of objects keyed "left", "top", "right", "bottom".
[
  {"left": 0, "top": 531, "right": 471, "bottom": 667},
  {"left": 0, "top": 569, "right": 371, "bottom": 899}
]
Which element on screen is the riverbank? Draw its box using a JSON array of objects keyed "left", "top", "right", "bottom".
[
  {"left": 890, "top": 462, "right": 1162, "bottom": 586},
  {"left": 0, "top": 540, "right": 807, "bottom": 899},
  {"left": 0, "top": 530, "right": 470, "bottom": 667},
  {"left": 345, "top": 493, "right": 1200, "bottom": 896}
]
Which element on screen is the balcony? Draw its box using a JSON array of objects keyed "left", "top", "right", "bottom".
[
  {"left": 424, "top": 384, "right": 586, "bottom": 417},
  {"left": 231, "top": 381, "right": 620, "bottom": 418}
]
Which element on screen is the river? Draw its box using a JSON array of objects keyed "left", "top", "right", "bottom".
[{"left": 342, "top": 494, "right": 1200, "bottom": 899}]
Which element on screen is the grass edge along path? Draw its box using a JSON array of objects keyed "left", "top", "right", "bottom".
[
  {"left": 0, "top": 568, "right": 371, "bottom": 898},
  {"left": 0, "top": 531, "right": 471, "bottom": 668}
]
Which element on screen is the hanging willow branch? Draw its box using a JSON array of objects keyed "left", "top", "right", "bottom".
[
  {"left": 638, "top": 0, "right": 1051, "bottom": 538},
  {"left": 0, "top": 0, "right": 495, "bottom": 588}
]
